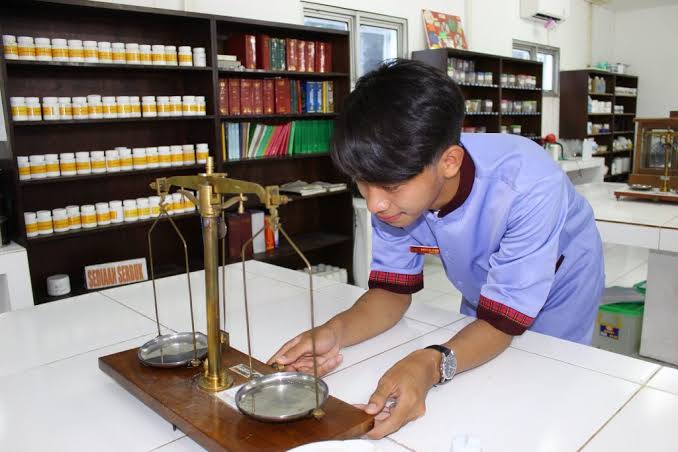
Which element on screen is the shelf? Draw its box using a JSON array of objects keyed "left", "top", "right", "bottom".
[
  {"left": 614, "top": 130, "right": 635, "bottom": 134},
  {"left": 5, "top": 59, "right": 212, "bottom": 72},
  {"left": 588, "top": 113, "right": 613, "bottom": 116},
  {"left": 594, "top": 149, "right": 633, "bottom": 156},
  {"left": 218, "top": 68, "right": 348, "bottom": 78},
  {"left": 501, "top": 86, "right": 541, "bottom": 91},
  {"left": 616, "top": 113, "right": 636, "bottom": 116},
  {"left": 27, "top": 212, "right": 199, "bottom": 243},
  {"left": 457, "top": 83, "right": 499, "bottom": 88},
  {"left": 247, "top": 232, "right": 351, "bottom": 264},
  {"left": 614, "top": 94, "right": 637, "bottom": 98},
  {"left": 19, "top": 164, "right": 205, "bottom": 186},
  {"left": 588, "top": 132, "right": 612, "bottom": 137},
  {"left": 502, "top": 113, "right": 541, "bottom": 116},
  {"left": 225, "top": 153, "right": 330, "bottom": 164},
  {"left": 286, "top": 189, "right": 349, "bottom": 203},
  {"left": 588, "top": 92, "right": 613, "bottom": 97},
  {"left": 12, "top": 116, "right": 215, "bottom": 127},
  {"left": 220, "top": 113, "right": 337, "bottom": 120},
  {"left": 605, "top": 172, "right": 630, "bottom": 181},
  {"left": 466, "top": 112, "right": 498, "bottom": 116}
]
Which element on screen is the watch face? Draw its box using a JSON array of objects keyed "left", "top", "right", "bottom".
[{"left": 442, "top": 353, "right": 456, "bottom": 380}]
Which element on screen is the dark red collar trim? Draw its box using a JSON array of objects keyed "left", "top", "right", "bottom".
[{"left": 436, "top": 145, "right": 476, "bottom": 218}]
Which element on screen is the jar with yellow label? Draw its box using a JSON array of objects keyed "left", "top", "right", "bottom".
[
  {"left": 141, "top": 96, "right": 157, "bottom": 117},
  {"left": 51, "top": 38, "right": 69, "bottom": 62},
  {"left": 42, "top": 97, "right": 60, "bottom": 120},
  {"left": 125, "top": 43, "right": 140, "bottom": 64},
  {"left": 196, "top": 96, "right": 206, "bottom": 115},
  {"left": 58, "top": 97, "right": 73, "bottom": 120},
  {"left": 17, "top": 156, "right": 31, "bottom": 180},
  {"left": 67, "top": 39, "right": 84, "bottom": 62},
  {"left": 90, "top": 151, "right": 106, "bottom": 173},
  {"left": 130, "top": 96, "right": 141, "bottom": 117},
  {"left": 146, "top": 147, "right": 159, "bottom": 168},
  {"left": 109, "top": 200, "right": 123, "bottom": 224},
  {"left": 102, "top": 96, "right": 117, "bottom": 119},
  {"left": 59, "top": 153, "right": 77, "bottom": 176},
  {"left": 196, "top": 143, "right": 209, "bottom": 164},
  {"left": 137, "top": 197, "right": 151, "bottom": 220},
  {"left": 52, "top": 208, "right": 70, "bottom": 233},
  {"left": 156, "top": 96, "right": 171, "bottom": 117},
  {"left": 87, "top": 94, "right": 103, "bottom": 119},
  {"left": 105, "top": 149, "right": 121, "bottom": 172},
  {"left": 26, "top": 97, "right": 42, "bottom": 121},
  {"left": 139, "top": 44, "right": 152, "bottom": 65},
  {"left": 182, "top": 144, "right": 196, "bottom": 164},
  {"left": 10, "top": 97, "right": 28, "bottom": 121},
  {"left": 149, "top": 196, "right": 161, "bottom": 217},
  {"left": 75, "top": 151, "right": 91, "bottom": 175},
  {"left": 37, "top": 210, "right": 54, "bottom": 235},
  {"left": 123, "top": 199, "right": 139, "bottom": 222},
  {"left": 17, "top": 36, "right": 36, "bottom": 60},
  {"left": 158, "top": 146, "right": 171, "bottom": 167},
  {"left": 34, "top": 37, "right": 52, "bottom": 61},
  {"left": 95, "top": 202, "right": 111, "bottom": 225},
  {"left": 98, "top": 41, "right": 112, "bottom": 63},
  {"left": 182, "top": 95, "right": 196, "bottom": 116},
  {"left": 118, "top": 148, "right": 133, "bottom": 171},
  {"left": 45, "top": 153, "right": 60, "bottom": 177},
  {"left": 151, "top": 44, "right": 165, "bottom": 65},
  {"left": 3, "top": 35, "right": 18, "bottom": 60},
  {"left": 66, "top": 205, "right": 81, "bottom": 230},
  {"left": 81, "top": 205, "right": 97, "bottom": 228},
  {"left": 72, "top": 97, "right": 89, "bottom": 120},
  {"left": 83, "top": 40, "right": 98, "bottom": 63},
  {"left": 112, "top": 42, "right": 126, "bottom": 64},
  {"left": 178, "top": 46, "right": 192, "bottom": 66},
  {"left": 170, "top": 145, "right": 184, "bottom": 167},
  {"left": 24, "top": 212, "right": 39, "bottom": 237},
  {"left": 170, "top": 95, "right": 182, "bottom": 117},
  {"left": 29, "top": 155, "right": 47, "bottom": 179},
  {"left": 164, "top": 45, "right": 177, "bottom": 65},
  {"left": 132, "top": 147, "right": 148, "bottom": 169}
]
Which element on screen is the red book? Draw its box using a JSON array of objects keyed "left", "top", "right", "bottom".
[
  {"left": 306, "top": 41, "right": 315, "bottom": 72},
  {"left": 296, "top": 80, "right": 302, "bottom": 113},
  {"left": 263, "top": 79, "right": 275, "bottom": 114},
  {"left": 256, "top": 34, "right": 270, "bottom": 70},
  {"left": 226, "top": 213, "right": 243, "bottom": 259},
  {"left": 226, "top": 33, "right": 257, "bottom": 69},
  {"left": 274, "top": 78, "right": 291, "bottom": 114},
  {"left": 252, "top": 79, "right": 264, "bottom": 115},
  {"left": 286, "top": 39, "right": 298, "bottom": 71},
  {"left": 316, "top": 42, "right": 326, "bottom": 73},
  {"left": 297, "top": 40, "right": 306, "bottom": 72},
  {"left": 325, "top": 41, "right": 333, "bottom": 72},
  {"left": 218, "top": 79, "right": 229, "bottom": 115},
  {"left": 240, "top": 78, "right": 253, "bottom": 114},
  {"left": 228, "top": 78, "right": 241, "bottom": 115}
]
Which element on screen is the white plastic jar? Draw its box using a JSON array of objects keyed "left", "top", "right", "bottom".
[
  {"left": 132, "top": 147, "right": 147, "bottom": 169},
  {"left": 178, "top": 46, "right": 192, "bottom": 66},
  {"left": 66, "top": 205, "right": 81, "bottom": 230},
  {"left": 196, "top": 143, "right": 209, "bottom": 164},
  {"left": 112, "top": 42, "right": 126, "bottom": 64},
  {"left": 141, "top": 96, "right": 157, "bottom": 117},
  {"left": 17, "top": 156, "right": 31, "bottom": 180},
  {"left": 29, "top": 155, "right": 47, "bottom": 179},
  {"left": 83, "top": 40, "right": 98, "bottom": 63},
  {"left": 72, "top": 96, "right": 89, "bottom": 119},
  {"left": 139, "top": 44, "right": 152, "bottom": 65},
  {"left": 90, "top": 150, "right": 106, "bottom": 173},
  {"left": 67, "top": 39, "right": 84, "bottom": 62},
  {"left": 195, "top": 96, "right": 206, "bottom": 115},
  {"left": 156, "top": 96, "right": 171, "bottom": 117},
  {"left": 123, "top": 199, "right": 138, "bottom": 222},
  {"left": 34, "top": 37, "right": 52, "bottom": 61},
  {"left": 87, "top": 94, "right": 103, "bottom": 119},
  {"left": 51, "top": 38, "right": 69, "bottom": 62},
  {"left": 26, "top": 97, "right": 42, "bottom": 121},
  {"left": 58, "top": 97, "right": 72, "bottom": 119},
  {"left": 10, "top": 97, "right": 27, "bottom": 121},
  {"left": 171, "top": 193, "right": 184, "bottom": 214},
  {"left": 170, "top": 145, "right": 184, "bottom": 167},
  {"left": 115, "top": 96, "right": 131, "bottom": 118},
  {"left": 75, "top": 151, "right": 91, "bottom": 175},
  {"left": 192, "top": 47, "right": 206, "bottom": 67},
  {"left": 151, "top": 44, "right": 165, "bottom": 65},
  {"left": 95, "top": 202, "right": 111, "bottom": 225},
  {"left": 149, "top": 196, "right": 161, "bottom": 217},
  {"left": 125, "top": 43, "right": 140, "bottom": 64},
  {"left": 81, "top": 205, "right": 97, "bottom": 228},
  {"left": 182, "top": 144, "right": 196, "bottom": 164},
  {"left": 119, "top": 148, "right": 133, "bottom": 171},
  {"left": 105, "top": 149, "right": 120, "bottom": 172},
  {"left": 108, "top": 200, "right": 123, "bottom": 224},
  {"left": 158, "top": 146, "right": 171, "bottom": 167},
  {"left": 3, "top": 35, "right": 18, "bottom": 60},
  {"left": 97, "top": 41, "right": 112, "bottom": 63},
  {"left": 36, "top": 210, "right": 54, "bottom": 235},
  {"left": 182, "top": 95, "right": 196, "bottom": 116},
  {"left": 102, "top": 96, "right": 117, "bottom": 118},
  {"left": 137, "top": 197, "right": 150, "bottom": 219},
  {"left": 164, "top": 45, "right": 177, "bottom": 65},
  {"left": 52, "top": 208, "right": 70, "bottom": 233},
  {"left": 170, "top": 95, "right": 182, "bottom": 116},
  {"left": 42, "top": 97, "right": 60, "bottom": 120},
  {"left": 146, "top": 147, "right": 159, "bottom": 168},
  {"left": 45, "top": 153, "right": 60, "bottom": 177},
  {"left": 17, "top": 36, "right": 36, "bottom": 60},
  {"left": 129, "top": 96, "right": 141, "bottom": 117},
  {"left": 59, "top": 153, "right": 76, "bottom": 176},
  {"left": 24, "top": 212, "right": 38, "bottom": 237}
]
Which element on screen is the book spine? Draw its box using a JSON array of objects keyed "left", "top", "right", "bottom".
[
  {"left": 240, "top": 78, "right": 253, "bottom": 114},
  {"left": 306, "top": 41, "right": 315, "bottom": 72},
  {"left": 263, "top": 78, "right": 275, "bottom": 114},
  {"left": 326, "top": 81, "right": 334, "bottom": 113},
  {"left": 297, "top": 40, "right": 306, "bottom": 72},
  {"left": 228, "top": 78, "right": 241, "bottom": 115},
  {"left": 218, "top": 79, "right": 229, "bottom": 115},
  {"left": 279, "top": 38, "right": 287, "bottom": 71},
  {"left": 245, "top": 34, "right": 257, "bottom": 69},
  {"left": 256, "top": 34, "right": 270, "bottom": 70},
  {"left": 253, "top": 79, "right": 264, "bottom": 115}
]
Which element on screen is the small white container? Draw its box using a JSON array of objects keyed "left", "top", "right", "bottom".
[
  {"left": 192, "top": 47, "right": 206, "bottom": 67},
  {"left": 160, "top": 194, "right": 172, "bottom": 214},
  {"left": 24, "top": 212, "right": 39, "bottom": 237},
  {"left": 51, "top": 38, "right": 69, "bottom": 62},
  {"left": 47, "top": 274, "right": 71, "bottom": 296},
  {"left": 170, "top": 145, "right": 184, "bottom": 167},
  {"left": 29, "top": 155, "right": 47, "bottom": 179},
  {"left": 66, "top": 205, "right": 81, "bottom": 230},
  {"left": 125, "top": 43, "right": 140, "bottom": 64},
  {"left": 95, "top": 202, "right": 111, "bottom": 225},
  {"left": 170, "top": 95, "right": 182, "bottom": 116},
  {"left": 146, "top": 147, "right": 159, "bottom": 168},
  {"left": 137, "top": 197, "right": 150, "bottom": 219},
  {"left": 182, "top": 95, "right": 196, "bottom": 116},
  {"left": 115, "top": 96, "right": 131, "bottom": 118},
  {"left": 108, "top": 200, "right": 123, "bottom": 224},
  {"left": 72, "top": 96, "right": 89, "bottom": 119},
  {"left": 151, "top": 44, "right": 165, "bottom": 65},
  {"left": 149, "top": 196, "right": 161, "bottom": 217},
  {"left": 75, "top": 151, "right": 91, "bottom": 175},
  {"left": 102, "top": 96, "right": 117, "bottom": 118},
  {"left": 37, "top": 210, "right": 54, "bottom": 235},
  {"left": 158, "top": 146, "right": 171, "bottom": 167},
  {"left": 58, "top": 97, "right": 73, "bottom": 120},
  {"left": 139, "top": 44, "right": 152, "bottom": 65},
  {"left": 52, "top": 208, "right": 70, "bottom": 232},
  {"left": 123, "top": 199, "right": 139, "bottom": 222},
  {"left": 17, "top": 36, "right": 36, "bottom": 60},
  {"left": 34, "top": 37, "right": 53, "bottom": 61},
  {"left": 182, "top": 144, "right": 196, "bottom": 165},
  {"left": 83, "top": 40, "right": 98, "bottom": 63},
  {"left": 87, "top": 94, "right": 103, "bottom": 119},
  {"left": 170, "top": 192, "right": 183, "bottom": 215},
  {"left": 81, "top": 205, "right": 97, "bottom": 228},
  {"left": 67, "top": 39, "right": 84, "bottom": 62},
  {"left": 156, "top": 96, "right": 171, "bottom": 117},
  {"left": 129, "top": 96, "right": 141, "bottom": 118},
  {"left": 17, "top": 156, "right": 31, "bottom": 180},
  {"left": 42, "top": 97, "right": 60, "bottom": 120},
  {"left": 195, "top": 96, "right": 206, "bottom": 116},
  {"left": 26, "top": 97, "right": 42, "bottom": 121},
  {"left": 97, "top": 41, "right": 112, "bottom": 63},
  {"left": 112, "top": 42, "right": 126, "bottom": 64},
  {"left": 196, "top": 143, "right": 209, "bottom": 164},
  {"left": 10, "top": 97, "right": 27, "bottom": 121},
  {"left": 90, "top": 150, "right": 106, "bottom": 173},
  {"left": 105, "top": 149, "right": 121, "bottom": 172},
  {"left": 132, "top": 147, "right": 148, "bottom": 169},
  {"left": 141, "top": 96, "right": 157, "bottom": 117},
  {"left": 178, "top": 46, "right": 192, "bottom": 66},
  {"left": 119, "top": 148, "right": 133, "bottom": 171},
  {"left": 59, "top": 153, "right": 77, "bottom": 176},
  {"left": 164, "top": 45, "right": 177, "bottom": 66},
  {"left": 3, "top": 35, "right": 18, "bottom": 60},
  {"left": 45, "top": 153, "right": 60, "bottom": 177}
]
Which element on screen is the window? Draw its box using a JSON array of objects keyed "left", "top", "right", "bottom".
[
  {"left": 302, "top": 2, "right": 407, "bottom": 85},
  {"left": 512, "top": 40, "right": 560, "bottom": 96}
]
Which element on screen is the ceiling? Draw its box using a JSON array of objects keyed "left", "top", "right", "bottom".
[{"left": 593, "top": 0, "right": 678, "bottom": 11}]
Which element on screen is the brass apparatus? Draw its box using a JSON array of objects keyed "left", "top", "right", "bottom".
[{"left": 643, "top": 129, "right": 677, "bottom": 192}]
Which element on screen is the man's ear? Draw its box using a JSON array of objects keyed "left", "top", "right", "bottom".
[{"left": 438, "top": 145, "right": 464, "bottom": 179}]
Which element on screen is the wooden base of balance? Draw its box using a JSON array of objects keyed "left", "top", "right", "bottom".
[
  {"left": 99, "top": 344, "right": 373, "bottom": 451},
  {"left": 614, "top": 188, "right": 678, "bottom": 203}
]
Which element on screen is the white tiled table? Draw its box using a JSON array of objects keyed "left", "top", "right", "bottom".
[{"left": 0, "top": 262, "right": 673, "bottom": 452}]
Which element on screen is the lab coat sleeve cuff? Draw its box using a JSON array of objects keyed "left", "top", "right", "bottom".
[
  {"left": 368, "top": 270, "right": 424, "bottom": 294},
  {"left": 477, "top": 295, "right": 535, "bottom": 335}
]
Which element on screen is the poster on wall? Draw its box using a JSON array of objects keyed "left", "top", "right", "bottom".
[{"left": 422, "top": 9, "right": 468, "bottom": 50}]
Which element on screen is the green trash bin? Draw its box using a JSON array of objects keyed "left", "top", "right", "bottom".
[{"left": 592, "top": 286, "right": 645, "bottom": 356}]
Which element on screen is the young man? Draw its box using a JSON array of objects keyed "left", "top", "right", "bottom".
[{"left": 268, "top": 59, "right": 604, "bottom": 438}]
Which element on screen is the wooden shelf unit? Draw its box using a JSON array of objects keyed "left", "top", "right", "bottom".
[
  {"left": 0, "top": 0, "right": 353, "bottom": 305},
  {"left": 559, "top": 69, "right": 639, "bottom": 182},
  {"left": 412, "top": 48, "right": 543, "bottom": 139}
]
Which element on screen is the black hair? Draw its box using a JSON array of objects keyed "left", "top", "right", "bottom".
[{"left": 331, "top": 58, "right": 465, "bottom": 184}]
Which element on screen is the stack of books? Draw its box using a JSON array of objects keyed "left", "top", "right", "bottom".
[{"left": 280, "top": 180, "right": 347, "bottom": 197}]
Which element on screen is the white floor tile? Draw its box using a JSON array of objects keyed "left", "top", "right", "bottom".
[
  {"left": 604, "top": 245, "right": 649, "bottom": 285},
  {"left": 152, "top": 437, "right": 205, "bottom": 452},
  {"left": 647, "top": 366, "right": 678, "bottom": 396},
  {"left": 608, "top": 263, "right": 648, "bottom": 288}
]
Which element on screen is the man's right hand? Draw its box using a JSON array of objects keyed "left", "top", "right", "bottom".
[{"left": 267, "top": 324, "right": 344, "bottom": 376}]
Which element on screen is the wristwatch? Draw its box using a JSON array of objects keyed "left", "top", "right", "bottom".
[{"left": 425, "top": 344, "right": 457, "bottom": 385}]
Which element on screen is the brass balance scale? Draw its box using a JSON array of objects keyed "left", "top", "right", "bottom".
[{"left": 98, "top": 158, "right": 372, "bottom": 450}]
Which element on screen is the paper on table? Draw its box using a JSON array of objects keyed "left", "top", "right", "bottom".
[{"left": 216, "top": 383, "right": 244, "bottom": 411}]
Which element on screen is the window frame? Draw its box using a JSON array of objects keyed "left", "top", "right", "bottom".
[
  {"left": 512, "top": 39, "right": 560, "bottom": 97},
  {"left": 302, "top": 2, "right": 408, "bottom": 86}
]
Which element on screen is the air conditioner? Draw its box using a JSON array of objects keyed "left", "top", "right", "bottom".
[{"left": 521, "top": 0, "right": 570, "bottom": 23}]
